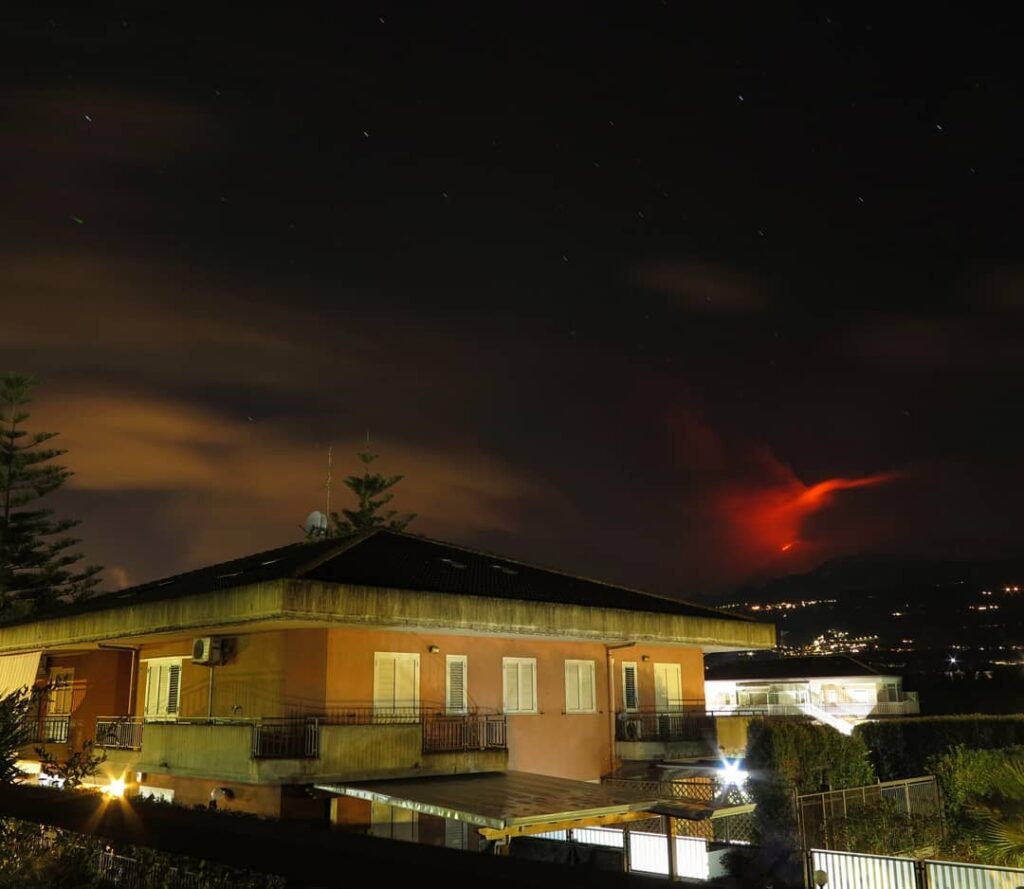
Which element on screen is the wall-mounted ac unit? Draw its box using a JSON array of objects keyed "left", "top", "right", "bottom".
[
  {"left": 623, "top": 716, "right": 644, "bottom": 741},
  {"left": 192, "top": 637, "right": 223, "bottom": 666}
]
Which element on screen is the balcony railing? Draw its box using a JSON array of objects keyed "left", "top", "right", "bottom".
[
  {"left": 705, "top": 690, "right": 921, "bottom": 719},
  {"left": 96, "top": 717, "right": 145, "bottom": 750},
  {"left": 24, "top": 715, "right": 70, "bottom": 744},
  {"left": 252, "top": 717, "right": 319, "bottom": 759},
  {"left": 95, "top": 706, "right": 508, "bottom": 759},
  {"left": 422, "top": 712, "right": 507, "bottom": 753},
  {"left": 615, "top": 706, "right": 716, "bottom": 743}
]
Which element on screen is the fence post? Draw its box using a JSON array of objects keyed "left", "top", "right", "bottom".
[
  {"left": 914, "top": 858, "right": 928, "bottom": 889},
  {"left": 623, "top": 824, "right": 631, "bottom": 873},
  {"left": 665, "top": 815, "right": 678, "bottom": 880},
  {"left": 904, "top": 782, "right": 912, "bottom": 816}
]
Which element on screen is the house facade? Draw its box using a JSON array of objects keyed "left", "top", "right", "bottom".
[
  {"left": 704, "top": 654, "right": 919, "bottom": 741},
  {"left": 1, "top": 530, "right": 773, "bottom": 838}
]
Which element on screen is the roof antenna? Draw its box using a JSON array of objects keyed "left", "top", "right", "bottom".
[{"left": 326, "top": 443, "right": 333, "bottom": 517}]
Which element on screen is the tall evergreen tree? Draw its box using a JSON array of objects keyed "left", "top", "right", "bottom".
[
  {"left": 324, "top": 445, "right": 415, "bottom": 537},
  {"left": 0, "top": 374, "right": 101, "bottom": 612}
]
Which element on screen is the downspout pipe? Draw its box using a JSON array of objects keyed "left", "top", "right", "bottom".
[{"left": 604, "top": 642, "right": 636, "bottom": 775}]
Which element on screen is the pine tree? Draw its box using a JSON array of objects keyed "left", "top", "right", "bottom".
[
  {"left": 324, "top": 445, "right": 415, "bottom": 537},
  {"left": 0, "top": 374, "right": 101, "bottom": 613}
]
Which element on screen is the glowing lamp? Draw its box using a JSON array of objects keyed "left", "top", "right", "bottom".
[{"left": 103, "top": 777, "right": 126, "bottom": 798}]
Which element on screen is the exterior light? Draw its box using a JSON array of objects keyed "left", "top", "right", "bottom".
[
  {"left": 428, "top": 645, "right": 440, "bottom": 653},
  {"left": 103, "top": 778, "right": 126, "bottom": 798},
  {"left": 641, "top": 655, "right": 650, "bottom": 662},
  {"left": 717, "top": 759, "right": 748, "bottom": 787}
]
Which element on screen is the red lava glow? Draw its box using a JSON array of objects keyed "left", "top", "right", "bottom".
[{"left": 719, "top": 471, "right": 898, "bottom": 565}]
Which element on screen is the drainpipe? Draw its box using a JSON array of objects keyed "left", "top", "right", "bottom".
[
  {"left": 605, "top": 642, "right": 636, "bottom": 775},
  {"left": 97, "top": 643, "right": 138, "bottom": 717},
  {"left": 207, "top": 666, "right": 215, "bottom": 719}
]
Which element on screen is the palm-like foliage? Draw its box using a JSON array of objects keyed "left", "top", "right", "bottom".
[
  {"left": 966, "top": 759, "right": 1024, "bottom": 865},
  {"left": 0, "top": 687, "right": 34, "bottom": 784}
]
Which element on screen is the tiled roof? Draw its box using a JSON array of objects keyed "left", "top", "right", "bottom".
[
  {"left": 68, "top": 529, "right": 747, "bottom": 622},
  {"left": 703, "top": 654, "right": 882, "bottom": 681}
]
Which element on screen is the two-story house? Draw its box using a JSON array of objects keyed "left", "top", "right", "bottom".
[{"left": 0, "top": 530, "right": 773, "bottom": 845}]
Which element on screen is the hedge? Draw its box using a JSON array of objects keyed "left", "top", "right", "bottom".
[{"left": 855, "top": 715, "right": 1024, "bottom": 781}]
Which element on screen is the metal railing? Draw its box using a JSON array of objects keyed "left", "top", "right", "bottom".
[
  {"left": 615, "top": 706, "right": 716, "bottom": 743},
  {"left": 421, "top": 713, "right": 507, "bottom": 752},
  {"left": 252, "top": 717, "right": 319, "bottom": 759},
  {"left": 706, "top": 689, "right": 920, "bottom": 718},
  {"left": 96, "top": 717, "right": 145, "bottom": 750},
  {"left": 24, "top": 715, "right": 70, "bottom": 744}
]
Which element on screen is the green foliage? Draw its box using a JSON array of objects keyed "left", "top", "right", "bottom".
[
  {"left": 35, "top": 739, "right": 106, "bottom": 790},
  {"left": 856, "top": 715, "right": 1024, "bottom": 781},
  {"left": 929, "top": 745, "right": 1024, "bottom": 866},
  {"left": 728, "top": 720, "right": 875, "bottom": 888},
  {"left": 829, "top": 797, "right": 943, "bottom": 855},
  {"left": 0, "top": 373, "right": 101, "bottom": 613},
  {"left": 323, "top": 445, "right": 415, "bottom": 537},
  {"left": 0, "top": 818, "right": 112, "bottom": 888},
  {"left": 0, "top": 688, "right": 34, "bottom": 784}
]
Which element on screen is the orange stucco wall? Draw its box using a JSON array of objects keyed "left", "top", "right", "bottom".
[
  {"left": 122, "top": 627, "right": 704, "bottom": 782},
  {"left": 44, "top": 650, "right": 133, "bottom": 748},
  {"left": 325, "top": 628, "right": 705, "bottom": 781},
  {"left": 132, "top": 772, "right": 282, "bottom": 816}
]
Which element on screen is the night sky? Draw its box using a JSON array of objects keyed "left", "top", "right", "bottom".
[{"left": 3, "top": 7, "right": 1022, "bottom": 598}]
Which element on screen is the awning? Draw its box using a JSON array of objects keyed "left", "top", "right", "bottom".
[
  {"left": 0, "top": 651, "right": 42, "bottom": 697},
  {"left": 316, "top": 770, "right": 719, "bottom": 839}
]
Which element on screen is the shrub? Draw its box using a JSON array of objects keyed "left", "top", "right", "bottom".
[
  {"left": 829, "top": 797, "right": 943, "bottom": 855},
  {"left": 856, "top": 715, "right": 1024, "bottom": 781}
]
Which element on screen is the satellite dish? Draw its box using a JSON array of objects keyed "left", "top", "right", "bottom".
[{"left": 304, "top": 510, "right": 328, "bottom": 536}]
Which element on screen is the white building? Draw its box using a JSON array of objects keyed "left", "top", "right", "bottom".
[{"left": 704, "top": 654, "right": 919, "bottom": 735}]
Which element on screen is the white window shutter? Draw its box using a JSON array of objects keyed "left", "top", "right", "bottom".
[
  {"left": 503, "top": 661, "right": 519, "bottom": 712},
  {"left": 565, "top": 661, "right": 580, "bottom": 712},
  {"left": 374, "top": 654, "right": 396, "bottom": 713},
  {"left": 580, "top": 661, "right": 595, "bottom": 711},
  {"left": 623, "top": 663, "right": 638, "bottom": 710},
  {"left": 520, "top": 661, "right": 535, "bottom": 712},
  {"left": 144, "top": 666, "right": 153, "bottom": 716},
  {"left": 446, "top": 656, "right": 466, "bottom": 713},
  {"left": 166, "top": 664, "right": 181, "bottom": 714}
]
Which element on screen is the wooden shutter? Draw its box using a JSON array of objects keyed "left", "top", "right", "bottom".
[
  {"left": 446, "top": 656, "right": 467, "bottom": 713},
  {"left": 623, "top": 662, "right": 639, "bottom": 710},
  {"left": 374, "top": 653, "right": 397, "bottom": 714},
  {"left": 654, "top": 663, "right": 682, "bottom": 711},
  {"left": 395, "top": 655, "right": 418, "bottom": 711}
]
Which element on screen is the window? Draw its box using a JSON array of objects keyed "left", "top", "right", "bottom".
[
  {"left": 143, "top": 659, "right": 181, "bottom": 719},
  {"left": 445, "top": 655, "right": 467, "bottom": 714},
  {"left": 373, "top": 652, "right": 420, "bottom": 721},
  {"left": 47, "top": 667, "right": 74, "bottom": 715},
  {"left": 502, "top": 657, "right": 537, "bottom": 714},
  {"left": 564, "top": 660, "right": 596, "bottom": 713},
  {"left": 622, "top": 662, "right": 639, "bottom": 711},
  {"left": 653, "top": 662, "right": 683, "bottom": 711},
  {"left": 370, "top": 801, "right": 418, "bottom": 842}
]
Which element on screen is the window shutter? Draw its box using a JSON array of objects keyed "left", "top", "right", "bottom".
[
  {"left": 520, "top": 661, "right": 535, "bottom": 712},
  {"left": 374, "top": 654, "right": 396, "bottom": 713},
  {"left": 144, "top": 666, "right": 153, "bottom": 716},
  {"left": 446, "top": 657, "right": 466, "bottom": 713},
  {"left": 580, "top": 662, "right": 595, "bottom": 712},
  {"left": 623, "top": 663, "right": 638, "bottom": 710},
  {"left": 503, "top": 661, "right": 519, "bottom": 712},
  {"left": 166, "top": 664, "right": 180, "bottom": 714},
  {"left": 565, "top": 661, "right": 580, "bottom": 712}
]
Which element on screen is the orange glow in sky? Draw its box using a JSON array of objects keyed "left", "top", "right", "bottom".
[{"left": 719, "top": 471, "right": 897, "bottom": 565}]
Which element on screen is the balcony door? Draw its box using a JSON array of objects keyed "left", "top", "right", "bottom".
[
  {"left": 653, "top": 663, "right": 682, "bottom": 712},
  {"left": 47, "top": 667, "right": 75, "bottom": 716},
  {"left": 373, "top": 652, "right": 419, "bottom": 722}
]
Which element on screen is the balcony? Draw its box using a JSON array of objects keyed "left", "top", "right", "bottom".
[
  {"left": 705, "top": 690, "right": 920, "bottom": 720},
  {"left": 615, "top": 705, "right": 717, "bottom": 761},
  {"left": 93, "top": 707, "right": 508, "bottom": 783},
  {"left": 24, "top": 715, "right": 70, "bottom": 744}
]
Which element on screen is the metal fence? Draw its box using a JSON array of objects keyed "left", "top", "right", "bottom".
[
  {"left": 25, "top": 715, "right": 70, "bottom": 743},
  {"left": 533, "top": 826, "right": 710, "bottom": 880},
  {"left": 421, "top": 713, "right": 507, "bottom": 753},
  {"left": 798, "top": 776, "right": 942, "bottom": 851},
  {"left": 615, "top": 706, "right": 717, "bottom": 743},
  {"left": 809, "top": 849, "right": 1024, "bottom": 889},
  {"left": 96, "top": 717, "right": 145, "bottom": 750},
  {"left": 251, "top": 716, "right": 319, "bottom": 759}
]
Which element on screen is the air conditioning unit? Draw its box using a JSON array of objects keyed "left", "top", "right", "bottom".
[
  {"left": 623, "top": 716, "right": 644, "bottom": 741},
  {"left": 192, "top": 637, "right": 223, "bottom": 666}
]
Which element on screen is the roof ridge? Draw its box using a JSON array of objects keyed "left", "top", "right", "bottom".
[{"left": 375, "top": 529, "right": 748, "bottom": 622}]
